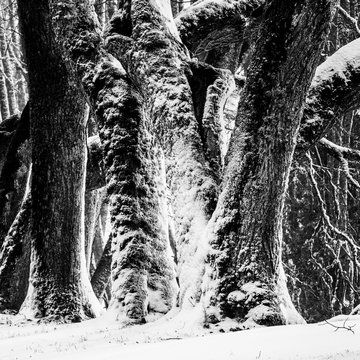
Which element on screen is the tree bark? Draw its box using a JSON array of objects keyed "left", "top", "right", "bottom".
[
  {"left": 175, "top": 0, "right": 262, "bottom": 56},
  {"left": 0, "top": 175, "right": 31, "bottom": 312},
  {"left": 18, "top": 0, "right": 101, "bottom": 321},
  {"left": 299, "top": 37, "right": 360, "bottom": 149},
  {"left": 202, "top": 0, "right": 335, "bottom": 327},
  {"left": 0, "top": 104, "right": 30, "bottom": 247},
  {"left": 48, "top": 0, "right": 177, "bottom": 323},
  {"left": 106, "top": 0, "right": 219, "bottom": 308}
]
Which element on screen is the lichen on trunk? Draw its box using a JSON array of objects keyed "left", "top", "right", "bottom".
[
  {"left": 202, "top": 0, "right": 335, "bottom": 327},
  {"left": 92, "top": 63, "right": 177, "bottom": 323},
  {"left": 18, "top": 0, "right": 101, "bottom": 321}
]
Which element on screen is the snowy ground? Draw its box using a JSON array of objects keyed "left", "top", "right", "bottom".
[{"left": 1, "top": 308, "right": 360, "bottom": 360}]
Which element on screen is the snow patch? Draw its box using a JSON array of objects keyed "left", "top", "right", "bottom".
[
  {"left": 311, "top": 38, "right": 360, "bottom": 88},
  {"left": 149, "top": 0, "right": 182, "bottom": 42}
]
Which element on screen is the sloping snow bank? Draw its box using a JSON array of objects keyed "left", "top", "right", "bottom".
[{"left": 2, "top": 314, "right": 360, "bottom": 360}]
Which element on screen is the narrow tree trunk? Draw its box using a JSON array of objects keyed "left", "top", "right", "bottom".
[
  {"left": 0, "top": 16, "right": 17, "bottom": 115},
  {"left": 0, "top": 55, "right": 10, "bottom": 120},
  {"left": 7, "top": 0, "right": 28, "bottom": 111},
  {"left": 0, "top": 104, "right": 30, "bottom": 247},
  {"left": 91, "top": 236, "right": 112, "bottom": 300},
  {"left": 84, "top": 188, "right": 105, "bottom": 272},
  {"left": 0, "top": 172, "right": 31, "bottom": 312}
]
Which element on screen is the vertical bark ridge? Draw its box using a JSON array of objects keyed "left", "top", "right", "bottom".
[
  {"left": 106, "top": 0, "right": 219, "bottom": 308},
  {"left": 202, "top": 0, "right": 335, "bottom": 327},
  {"left": 93, "top": 64, "right": 176, "bottom": 322},
  {"left": 18, "top": 0, "right": 101, "bottom": 321}
]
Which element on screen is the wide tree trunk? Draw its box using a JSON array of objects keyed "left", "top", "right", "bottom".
[
  {"left": 47, "top": 0, "right": 177, "bottom": 323},
  {"left": 202, "top": 0, "right": 335, "bottom": 327},
  {"left": 18, "top": 0, "right": 101, "bottom": 321},
  {"left": 106, "top": 0, "right": 221, "bottom": 308}
]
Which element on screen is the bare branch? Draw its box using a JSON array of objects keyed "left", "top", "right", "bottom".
[
  {"left": 318, "top": 137, "right": 360, "bottom": 190},
  {"left": 306, "top": 152, "right": 360, "bottom": 269},
  {"left": 324, "top": 318, "right": 356, "bottom": 334},
  {"left": 337, "top": 5, "right": 360, "bottom": 36},
  {"left": 319, "top": 138, "right": 360, "bottom": 162}
]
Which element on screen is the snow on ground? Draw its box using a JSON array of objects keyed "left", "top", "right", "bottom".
[{"left": 1, "top": 309, "right": 360, "bottom": 360}]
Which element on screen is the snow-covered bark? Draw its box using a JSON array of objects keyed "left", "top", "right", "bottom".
[
  {"left": 175, "top": 0, "right": 262, "bottom": 56},
  {"left": 0, "top": 171, "right": 31, "bottom": 312},
  {"left": 105, "top": 0, "right": 220, "bottom": 309},
  {"left": 299, "top": 38, "right": 360, "bottom": 148},
  {"left": 202, "top": 0, "right": 335, "bottom": 327},
  {"left": 93, "top": 68, "right": 177, "bottom": 323},
  {"left": 48, "top": 0, "right": 177, "bottom": 323}
]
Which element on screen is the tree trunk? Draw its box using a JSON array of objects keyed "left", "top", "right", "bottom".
[
  {"left": 18, "top": 0, "right": 101, "bottom": 321},
  {"left": 106, "top": 0, "right": 220, "bottom": 308},
  {"left": 0, "top": 173, "right": 31, "bottom": 312},
  {"left": 48, "top": 0, "right": 177, "bottom": 323},
  {"left": 202, "top": 0, "right": 335, "bottom": 327},
  {"left": 91, "top": 236, "right": 112, "bottom": 300},
  {"left": 0, "top": 104, "right": 30, "bottom": 247},
  {"left": 0, "top": 15, "right": 17, "bottom": 115},
  {"left": 0, "top": 54, "right": 10, "bottom": 120}
]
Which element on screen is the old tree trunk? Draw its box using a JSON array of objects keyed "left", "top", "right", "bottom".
[
  {"left": 17, "top": 0, "right": 101, "bottom": 320},
  {"left": 202, "top": 0, "right": 335, "bottom": 326},
  {"left": 3, "top": 0, "right": 360, "bottom": 327}
]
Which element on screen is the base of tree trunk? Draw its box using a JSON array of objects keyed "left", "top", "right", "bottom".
[
  {"left": 202, "top": 260, "right": 305, "bottom": 327},
  {"left": 20, "top": 264, "right": 102, "bottom": 323}
]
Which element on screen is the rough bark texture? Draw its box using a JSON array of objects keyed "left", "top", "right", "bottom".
[
  {"left": 0, "top": 183, "right": 31, "bottom": 312},
  {"left": 106, "top": 0, "right": 220, "bottom": 308},
  {"left": 94, "top": 72, "right": 176, "bottom": 322},
  {"left": 0, "top": 104, "right": 30, "bottom": 247},
  {"left": 175, "top": 0, "right": 262, "bottom": 56},
  {"left": 18, "top": 0, "right": 101, "bottom": 321},
  {"left": 49, "top": 0, "right": 177, "bottom": 323},
  {"left": 202, "top": 0, "right": 335, "bottom": 327}
]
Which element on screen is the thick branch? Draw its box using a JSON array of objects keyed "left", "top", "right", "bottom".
[
  {"left": 319, "top": 137, "right": 360, "bottom": 162},
  {"left": 318, "top": 138, "right": 360, "bottom": 190},
  {"left": 299, "top": 38, "right": 360, "bottom": 148},
  {"left": 175, "top": 0, "right": 263, "bottom": 55},
  {"left": 337, "top": 5, "right": 360, "bottom": 36}
]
